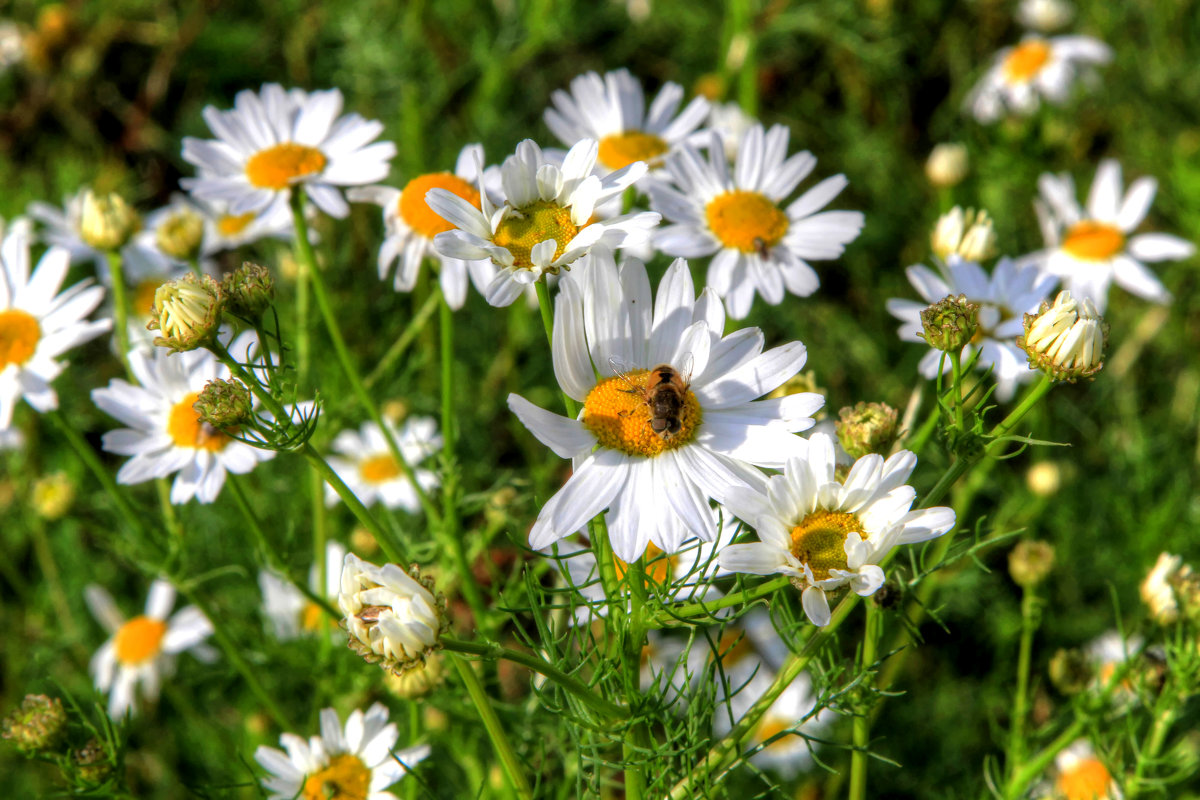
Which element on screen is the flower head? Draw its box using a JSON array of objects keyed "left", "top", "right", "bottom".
[
  {"left": 1029, "top": 159, "right": 1195, "bottom": 311},
  {"left": 260, "top": 541, "right": 346, "bottom": 640},
  {"left": 85, "top": 579, "right": 215, "bottom": 718},
  {"left": 1049, "top": 740, "right": 1122, "bottom": 800},
  {"left": 932, "top": 206, "right": 996, "bottom": 262},
  {"left": 79, "top": 190, "right": 140, "bottom": 251},
  {"left": 508, "top": 252, "right": 821, "bottom": 561},
  {"left": 965, "top": 34, "right": 1111, "bottom": 123},
  {"left": 148, "top": 273, "right": 225, "bottom": 352},
  {"left": 919, "top": 294, "right": 980, "bottom": 353},
  {"left": 1017, "top": 0, "right": 1074, "bottom": 33},
  {"left": 152, "top": 204, "right": 205, "bottom": 261},
  {"left": 1009, "top": 540, "right": 1056, "bottom": 588},
  {"left": 648, "top": 125, "right": 864, "bottom": 319},
  {"left": 428, "top": 138, "right": 658, "bottom": 306},
  {"left": 325, "top": 417, "right": 441, "bottom": 511},
  {"left": 1140, "top": 552, "right": 1189, "bottom": 625},
  {"left": 925, "top": 143, "right": 968, "bottom": 189},
  {"left": 719, "top": 433, "right": 955, "bottom": 626},
  {"left": 0, "top": 230, "right": 110, "bottom": 430},
  {"left": 338, "top": 553, "right": 449, "bottom": 676},
  {"left": 254, "top": 703, "right": 429, "bottom": 800},
  {"left": 835, "top": 401, "right": 899, "bottom": 460},
  {"left": 1018, "top": 291, "right": 1107, "bottom": 381},
  {"left": 182, "top": 83, "right": 396, "bottom": 221},
  {"left": 544, "top": 68, "right": 710, "bottom": 173},
  {"left": 222, "top": 261, "right": 275, "bottom": 319}
]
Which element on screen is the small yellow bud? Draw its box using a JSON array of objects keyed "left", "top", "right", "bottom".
[
  {"left": 931, "top": 207, "right": 996, "bottom": 262},
  {"left": 1009, "top": 540, "right": 1056, "bottom": 588},
  {"left": 31, "top": 471, "right": 74, "bottom": 520},
  {"left": 155, "top": 208, "right": 204, "bottom": 261},
  {"left": 1048, "top": 648, "right": 1092, "bottom": 695},
  {"left": 384, "top": 651, "right": 445, "bottom": 699},
  {"left": 925, "top": 143, "right": 968, "bottom": 189},
  {"left": 147, "top": 273, "right": 224, "bottom": 352},
  {"left": 835, "top": 401, "right": 899, "bottom": 459},
  {"left": 1026, "top": 461, "right": 1063, "bottom": 497},
  {"left": 349, "top": 527, "right": 379, "bottom": 556},
  {"left": 919, "top": 294, "right": 980, "bottom": 352},
  {"left": 79, "top": 190, "right": 140, "bottom": 251}
]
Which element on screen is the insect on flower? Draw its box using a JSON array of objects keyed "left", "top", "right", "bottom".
[{"left": 611, "top": 355, "right": 693, "bottom": 440}]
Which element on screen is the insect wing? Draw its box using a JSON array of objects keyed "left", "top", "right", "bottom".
[{"left": 608, "top": 356, "right": 645, "bottom": 394}]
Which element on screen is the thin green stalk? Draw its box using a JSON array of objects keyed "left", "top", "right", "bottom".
[
  {"left": 450, "top": 653, "right": 534, "bottom": 800},
  {"left": 155, "top": 478, "right": 183, "bottom": 539},
  {"left": 442, "top": 638, "right": 630, "bottom": 720},
  {"left": 311, "top": 465, "right": 327, "bottom": 610},
  {"left": 534, "top": 280, "right": 578, "bottom": 418},
  {"left": 649, "top": 576, "right": 789, "bottom": 628},
  {"left": 1008, "top": 584, "right": 1038, "bottom": 780},
  {"left": 849, "top": 603, "right": 880, "bottom": 800},
  {"left": 621, "top": 559, "right": 652, "bottom": 800},
  {"left": 296, "top": 235, "right": 311, "bottom": 389},
  {"left": 948, "top": 350, "right": 965, "bottom": 432},
  {"left": 179, "top": 585, "right": 295, "bottom": 731},
  {"left": 47, "top": 410, "right": 143, "bottom": 533},
  {"left": 364, "top": 289, "right": 440, "bottom": 390},
  {"left": 1128, "top": 687, "right": 1180, "bottom": 799},
  {"left": 30, "top": 519, "right": 82, "bottom": 645},
  {"left": 105, "top": 250, "right": 133, "bottom": 375},
  {"left": 289, "top": 193, "right": 442, "bottom": 527}
]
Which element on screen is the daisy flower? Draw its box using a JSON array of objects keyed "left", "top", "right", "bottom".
[
  {"left": 544, "top": 68, "right": 710, "bottom": 174},
  {"left": 260, "top": 541, "right": 346, "bottom": 640},
  {"left": 181, "top": 83, "right": 396, "bottom": 222},
  {"left": 1040, "top": 740, "right": 1123, "bottom": 800},
  {"left": 719, "top": 432, "right": 955, "bottom": 626},
  {"left": 649, "top": 125, "right": 864, "bottom": 319},
  {"left": 1029, "top": 159, "right": 1195, "bottom": 311},
  {"left": 85, "top": 579, "right": 215, "bottom": 718},
  {"left": 885, "top": 255, "right": 1056, "bottom": 402},
  {"left": 137, "top": 193, "right": 296, "bottom": 271},
  {"left": 90, "top": 332, "right": 274, "bottom": 504},
  {"left": 348, "top": 144, "right": 498, "bottom": 309},
  {"left": 507, "top": 251, "right": 822, "bottom": 561},
  {"left": 0, "top": 230, "right": 110, "bottom": 429},
  {"left": 325, "top": 417, "right": 441, "bottom": 511},
  {"left": 427, "top": 138, "right": 660, "bottom": 307},
  {"left": 965, "top": 34, "right": 1111, "bottom": 124},
  {"left": 254, "top": 703, "right": 429, "bottom": 800}
]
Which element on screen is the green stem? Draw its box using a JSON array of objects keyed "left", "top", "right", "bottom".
[
  {"left": 289, "top": 193, "right": 442, "bottom": 527},
  {"left": 30, "top": 519, "right": 82, "bottom": 645},
  {"left": 948, "top": 350, "right": 965, "bottom": 432},
  {"left": 1128, "top": 690, "right": 1179, "bottom": 799},
  {"left": 364, "top": 290, "right": 440, "bottom": 390},
  {"left": 849, "top": 603, "right": 880, "bottom": 800},
  {"left": 648, "top": 576, "right": 790, "bottom": 628},
  {"left": 155, "top": 478, "right": 183, "bottom": 539},
  {"left": 1008, "top": 584, "right": 1037, "bottom": 780},
  {"left": 450, "top": 653, "right": 534, "bottom": 800},
  {"left": 312, "top": 465, "right": 328, "bottom": 611},
  {"left": 47, "top": 410, "right": 143, "bottom": 533},
  {"left": 621, "top": 558, "right": 652, "bottom": 800},
  {"left": 534, "top": 280, "right": 578, "bottom": 419},
  {"left": 442, "top": 638, "right": 630, "bottom": 720},
  {"left": 105, "top": 250, "right": 133, "bottom": 375},
  {"left": 179, "top": 585, "right": 295, "bottom": 731},
  {"left": 295, "top": 234, "right": 311, "bottom": 390}
]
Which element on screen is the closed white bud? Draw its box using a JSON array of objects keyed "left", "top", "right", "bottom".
[
  {"left": 925, "top": 143, "right": 968, "bottom": 188},
  {"left": 931, "top": 206, "right": 996, "bottom": 262},
  {"left": 1018, "top": 291, "right": 1107, "bottom": 381},
  {"left": 1016, "top": 0, "right": 1074, "bottom": 33},
  {"left": 1140, "top": 552, "right": 1186, "bottom": 625}
]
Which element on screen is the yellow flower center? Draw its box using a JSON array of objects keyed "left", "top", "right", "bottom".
[
  {"left": 134, "top": 280, "right": 161, "bottom": 319},
  {"left": 1056, "top": 757, "right": 1112, "bottom": 800},
  {"left": 1003, "top": 39, "right": 1052, "bottom": 84},
  {"left": 614, "top": 543, "right": 678, "bottom": 586},
  {"left": 705, "top": 190, "right": 789, "bottom": 254},
  {"left": 493, "top": 200, "right": 581, "bottom": 271},
  {"left": 1062, "top": 221, "right": 1125, "bottom": 262},
  {"left": 359, "top": 454, "right": 401, "bottom": 484},
  {"left": 217, "top": 211, "right": 256, "bottom": 238},
  {"left": 113, "top": 615, "right": 168, "bottom": 665},
  {"left": 582, "top": 370, "right": 702, "bottom": 457},
  {"left": 0, "top": 309, "right": 41, "bottom": 369},
  {"left": 399, "top": 172, "right": 481, "bottom": 239},
  {"left": 168, "top": 391, "right": 231, "bottom": 452},
  {"left": 790, "top": 510, "right": 865, "bottom": 582},
  {"left": 302, "top": 753, "right": 371, "bottom": 800},
  {"left": 754, "top": 714, "right": 792, "bottom": 752},
  {"left": 598, "top": 130, "right": 669, "bottom": 171},
  {"left": 300, "top": 601, "right": 328, "bottom": 632},
  {"left": 245, "top": 143, "right": 328, "bottom": 190}
]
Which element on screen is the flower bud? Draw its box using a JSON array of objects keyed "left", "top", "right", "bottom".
[
  {"left": 1016, "top": 0, "right": 1073, "bottom": 32},
  {"left": 925, "top": 143, "right": 968, "bottom": 189},
  {"left": 385, "top": 651, "right": 445, "bottom": 699},
  {"left": 1048, "top": 648, "right": 1092, "bottom": 695},
  {"left": 79, "top": 190, "right": 139, "bottom": 251},
  {"left": 155, "top": 208, "right": 204, "bottom": 261},
  {"left": 147, "top": 273, "right": 224, "bottom": 352},
  {"left": 1009, "top": 540, "right": 1056, "bottom": 588},
  {"left": 919, "top": 294, "right": 979, "bottom": 352},
  {"left": 31, "top": 471, "right": 74, "bottom": 520},
  {"left": 72, "top": 738, "right": 114, "bottom": 784},
  {"left": 835, "top": 401, "right": 899, "bottom": 459},
  {"left": 1140, "top": 553, "right": 1188, "bottom": 625},
  {"left": 2, "top": 694, "right": 67, "bottom": 754},
  {"left": 193, "top": 378, "right": 252, "bottom": 430},
  {"left": 1018, "top": 291, "right": 1107, "bottom": 382},
  {"left": 338, "top": 553, "right": 449, "bottom": 676},
  {"left": 1026, "top": 461, "right": 1062, "bottom": 497},
  {"left": 931, "top": 207, "right": 996, "bottom": 262},
  {"left": 221, "top": 262, "right": 275, "bottom": 320}
]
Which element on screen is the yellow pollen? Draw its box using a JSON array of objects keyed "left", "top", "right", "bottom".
[
  {"left": 1062, "top": 221, "right": 1125, "bottom": 262},
  {"left": 113, "top": 615, "right": 167, "bottom": 665},
  {"left": 0, "top": 309, "right": 41, "bottom": 369},
  {"left": 1056, "top": 757, "right": 1112, "bottom": 800},
  {"left": 790, "top": 510, "right": 865, "bottom": 582},
  {"left": 582, "top": 370, "right": 702, "bottom": 457},
  {"left": 168, "top": 391, "right": 231, "bottom": 452},
  {"left": 302, "top": 753, "right": 371, "bottom": 800},
  {"left": 1003, "top": 39, "right": 1052, "bottom": 84},
  {"left": 300, "top": 601, "right": 327, "bottom": 632},
  {"left": 598, "top": 130, "right": 670, "bottom": 170},
  {"left": 493, "top": 200, "right": 581, "bottom": 271},
  {"left": 217, "top": 211, "right": 256, "bottom": 237},
  {"left": 614, "top": 543, "right": 678, "bottom": 586},
  {"left": 245, "top": 143, "right": 327, "bottom": 190},
  {"left": 705, "top": 190, "right": 789, "bottom": 254},
  {"left": 133, "top": 280, "right": 161, "bottom": 318},
  {"left": 400, "top": 172, "right": 481, "bottom": 238},
  {"left": 359, "top": 454, "right": 401, "bottom": 484}
]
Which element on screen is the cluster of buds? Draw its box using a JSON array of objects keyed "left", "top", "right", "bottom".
[
  {"left": 1018, "top": 291, "right": 1107, "bottom": 382},
  {"left": 931, "top": 206, "right": 996, "bottom": 262},
  {"left": 193, "top": 378, "right": 253, "bottom": 430},
  {"left": 1141, "top": 552, "right": 1200, "bottom": 625},
  {"left": 338, "top": 553, "right": 449, "bottom": 677},
  {"left": 147, "top": 273, "right": 224, "bottom": 352},
  {"left": 1009, "top": 540, "right": 1056, "bottom": 588},
  {"left": 925, "top": 143, "right": 968, "bottom": 189},
  {"left": 919, "top": 294, "right": 980, "bottom": 353},
  {"left": 79, "top": 190, "right": 140, "bottom": 251},
  {"left": 1, "top": 694, "right": 67, "bottom": 754},
  {"left": 835, "top": 401, "right": 899, "bottom": 459},
  {"left": 155, "top": 207, "right": 205, "bottom": 261},
  {"left": 222, "top": 262, "right": 275, "bottom": 320}
]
